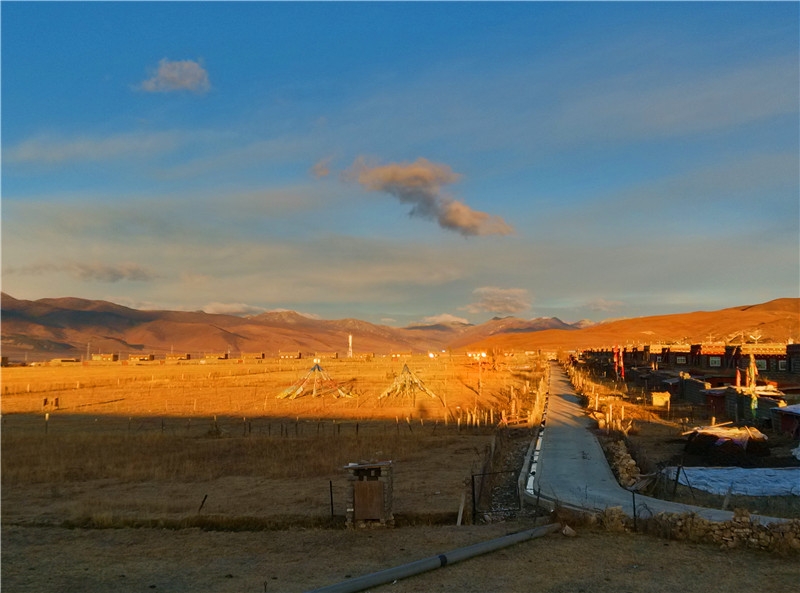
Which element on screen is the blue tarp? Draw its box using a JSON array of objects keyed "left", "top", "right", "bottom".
[{"left": 665, "top": 466, "right": 800, "bottom": 496}]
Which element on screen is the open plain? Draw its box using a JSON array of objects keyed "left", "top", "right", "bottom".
[{"left": 2, "top": 355, "right": 799, "bottom": 591}]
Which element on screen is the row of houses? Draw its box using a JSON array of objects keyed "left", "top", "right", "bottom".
[
  {"left": 76, "top": 350, "right": 379, "bottom": 363},
  {"left": 582, "top": 343, "right": 798, "bottom": 374},
  {"left": 577, "top": 343, "right": 800, "bottom": 437},
  {"left": 682, "top": 378, "right": 800, "bottom": 439}
]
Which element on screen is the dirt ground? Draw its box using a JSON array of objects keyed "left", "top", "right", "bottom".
[
  {"left": 2, "top": 413, "right": 798, "bottom": 593},
  {"left": 3, "top": 521, "right": 798, "bottom": 593}
]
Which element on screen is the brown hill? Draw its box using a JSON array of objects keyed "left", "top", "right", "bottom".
[
  {"left": 445, "top": 316, "right": 576, "bottom": 349},
  {"left": 1, "top": 293, "right": 797, "bottom": 361},
  {"left": 470, "top": 298, "right": 800, "bottom": 352},
  {"left": 1, "top": 294, "right": 457, "bottom": 359}
]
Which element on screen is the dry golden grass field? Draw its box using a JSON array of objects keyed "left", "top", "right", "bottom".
[
  {"left": 2, "top": 356, "right": 798, "bottom": 592},
  {"left": 1, "top": 355, "right": 535, "bottom": 420}
]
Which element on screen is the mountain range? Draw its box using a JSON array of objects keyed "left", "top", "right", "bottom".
[{"left": 1, "top": 293, "right": 798, "bottom": 361}]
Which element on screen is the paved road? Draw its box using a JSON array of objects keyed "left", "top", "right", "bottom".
[{"left": 523, "top": 362, "right": 784, "bottom": 525}]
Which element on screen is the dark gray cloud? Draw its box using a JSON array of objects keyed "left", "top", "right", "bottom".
[{"left": 345, "top": 157, "right": 513, "bottom": 237}]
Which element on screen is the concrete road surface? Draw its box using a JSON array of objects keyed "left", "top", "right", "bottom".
[{"left": 523, "top": 362, "right": 785, "bottom": 525}]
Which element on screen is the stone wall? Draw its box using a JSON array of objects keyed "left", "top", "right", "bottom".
[
  {"left": 682, "top": 377, "right": 711, "bottom": 405},
  {"left": 560, "top": 506, "right": 800, "bottom": 554},
  {"left": 604, "top": 439, "right": 642, "bottom": 488},
  {"left": 647, "top": 508, "right": 800, "bottom": 553}
]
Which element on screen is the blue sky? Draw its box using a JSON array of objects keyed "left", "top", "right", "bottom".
[{"left": 2, "top": 2, "right": 798, "bottom": 327}]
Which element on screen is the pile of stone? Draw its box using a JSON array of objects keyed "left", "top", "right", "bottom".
[{"left": 605, "top": 439, "right": 641, "bottom": 489}]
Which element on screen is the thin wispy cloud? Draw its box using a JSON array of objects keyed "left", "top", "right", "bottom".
[
  {"left": 551, "top": 151, "right": 799, "bottom": 241},
  {"left": 421, "top": 313, "right": 470, "bottom": 325},
  {"left": 6, "top": 261, "right": 157, "bottom": 283},
  {"left": 586, "top": 298, "right": 625, "bottom": 313},
  {"left": 344, "top": 157, "right": 513, "bottom": 237},
  {"left": 140, "top": 58, "right": 210, "bottom": 93},
  {"left": 4, "top": 131, "right": 183, "bottom": 165},
  {"left": 2, "top": 186, "right": 331, "bottom": 244},
  {"left": 154, "top": 134, "right": 316, "bottom": 180},
  {"left": 201, "top": 302, "right": 267, "bottom": 316},
  {"left": 311, "top": 156, "right": 333, "bottom": 178},
  {"left": 554, "top": 54, "right": 798, "bottom": 144},
  {"left": 463, "top": 287, "right": 531, "bottom": 315}
]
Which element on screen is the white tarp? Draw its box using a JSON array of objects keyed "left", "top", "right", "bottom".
[
  {"left": 664, "top": 466, "right": 800, "bottom": 496},
  {"left": 687, "top": 425, "right": 767, "bottom": 449}
]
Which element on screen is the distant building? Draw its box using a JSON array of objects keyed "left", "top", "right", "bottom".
[
  {"left": 128, "top": 354, "right": 155, "bottom": 362},
  {"left": 315, "top": 351, "right": 339, "bottom": 359},
  {"left": 91, "top": 353, "right": 119, "bottom": 362},
  {"left": 204, "top": 352, "right": 229, "bottom": 360},
  {"left": 645, "top": 344, "right": 669, "bottom": 366},
  {"left": 241, "top": 352, "right": 265, "bottom": 360},
  {"left": 788, "top": 344, "right": 800, "bottom": 374},
  {"left": 664, "top": 344, "right": 691, "bottom": 366},
  {"left": 279, "top": 351, "right": 302, "bottom": 359},
  {"left": 627, "top": 346, "right": 647, "bottom": 366},
  {"left": 690, "top": 343, "right": 726, "bottom": 369},
  {"left": 166, "top": 353, "right": 191, "bottom": 362},
  {"left": 739, "top": 343, "right": 788, "bottom": 372}
]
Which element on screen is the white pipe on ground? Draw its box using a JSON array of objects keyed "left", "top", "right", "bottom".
[{"left": 304, "top": 523, "right": 561, "bottom": 593}]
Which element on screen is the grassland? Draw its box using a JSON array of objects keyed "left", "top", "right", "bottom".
[
  {"left": 1, "top": 354, "right": 540, "bottom": 420},
  {"left": 1, "top": 355, "right": 542, "bottom": 530}
]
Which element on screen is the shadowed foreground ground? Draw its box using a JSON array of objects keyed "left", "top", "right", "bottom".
[{"left": 2, "top": 521, "right": 797, "bottom": 593}]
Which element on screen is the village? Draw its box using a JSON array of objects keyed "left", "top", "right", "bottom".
[{"left": 576, "top": 341, "right": 800, "bottom": 440}]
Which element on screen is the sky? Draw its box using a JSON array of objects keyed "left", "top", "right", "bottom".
[{"left": 2, "top": 2, "right": 798, "bottom": 327}]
